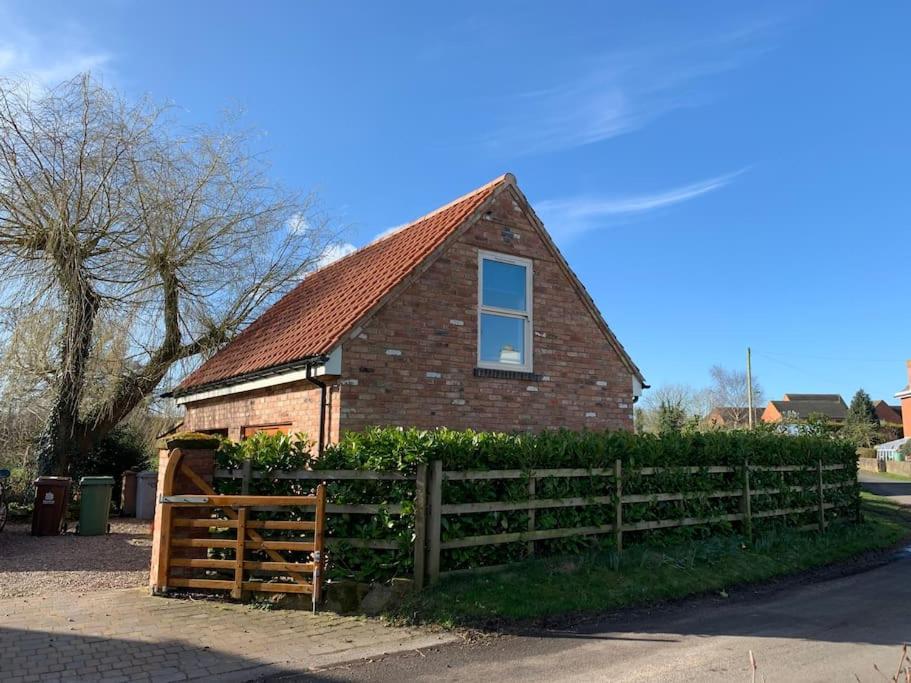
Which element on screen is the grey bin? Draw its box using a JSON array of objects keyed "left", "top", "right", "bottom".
[{"left": 135, "top": 471, "right": 158, "bottom": 520}]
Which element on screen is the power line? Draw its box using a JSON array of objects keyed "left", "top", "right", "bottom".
[{"left": 754, "top": 349, "right": 904, "bottom": 364}]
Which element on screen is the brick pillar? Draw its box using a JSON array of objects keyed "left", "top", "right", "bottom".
[{"left": 150, "top": 446, "right": 216, "bottom": 593}]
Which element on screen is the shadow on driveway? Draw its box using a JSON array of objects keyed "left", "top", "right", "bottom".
[{"left": 0, "top": 626, "right": 293, "bottom": 682}]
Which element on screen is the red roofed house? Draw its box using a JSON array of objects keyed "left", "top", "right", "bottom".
[
  {"left": 169, "top": 174, "right": 645, "bottom": 450},
  {"left": 873, "top": 400, "right": 902, "bottom": 427},
  {"left": 897, "top": 360, "right": 911, "bottom": 438}
]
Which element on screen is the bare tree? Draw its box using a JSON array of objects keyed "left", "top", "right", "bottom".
[
  {"left": 707, "top": 365, "right": 764, "bottom": 428},
  {"left": 638, "top": 383, "right": 708, "bottom": 433},
  {"left": 0, "top": 75, "right": 340, "bottom": 474}
]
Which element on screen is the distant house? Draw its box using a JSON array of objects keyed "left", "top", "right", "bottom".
[
  {"left": 167, "top": 174, "right": 646, "bottom": 450},
  {"left": 705, "top": 406, "right": 764, "bottom": 429},
  {"left": 872, "top": 400, "right": 903, "bottom": 426},
  {"left": 872, "top": 362, "right": 911, "bottom": 459},
  {"left": 895, "top": 361, "right": 911, "bottom": 438},
  {"left": 761, "top": 394, "right": 848, "bottom": 424}
]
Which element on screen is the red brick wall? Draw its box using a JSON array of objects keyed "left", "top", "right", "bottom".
[
  {"left": 761, "top": 403, "right": 782, "bottom": 423},
  {"left": 902, "top": 361, "right": 911, "bottom": 439},
  {"left": 181, "top": 380, "right": 340, "bottom": 445},
  {"left": 337, "top": 187, "right": 637, "bottom": 433}
]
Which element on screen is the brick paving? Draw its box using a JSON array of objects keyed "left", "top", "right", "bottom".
[{"left": 0, "top": 589, "right": 456, "bottom": 682}]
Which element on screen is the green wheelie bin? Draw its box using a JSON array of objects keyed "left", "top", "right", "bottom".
[{"left": 78, "top": 476, "right": 115, "bottom": 535}]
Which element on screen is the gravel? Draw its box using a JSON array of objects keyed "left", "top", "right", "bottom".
[{"left": 0, "top": 518, "right": 152, "bottom": 598}]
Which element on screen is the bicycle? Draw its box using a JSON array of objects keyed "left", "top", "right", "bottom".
[{"left": 0, "top": 469, "right": 9, "bottom": 532}]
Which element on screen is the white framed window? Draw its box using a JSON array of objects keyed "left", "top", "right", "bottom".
[{"left": 477, "top": 250, "right": 533, "bottom": 372}]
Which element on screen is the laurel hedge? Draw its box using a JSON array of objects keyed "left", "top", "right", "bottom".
[{"left": 214, "top": 428, "right": 859, "bottom": 582}]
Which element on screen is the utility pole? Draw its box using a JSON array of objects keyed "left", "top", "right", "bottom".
[{"left": 747, "top": 347, "right": 754, "bottom": 429}]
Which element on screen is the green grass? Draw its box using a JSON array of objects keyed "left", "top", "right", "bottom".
[
  {"left": 393, "top": 495, "right": 910, "bottom": 628},
  {"left": 864, "top": 469, "right": 911, "bottom": 482}
]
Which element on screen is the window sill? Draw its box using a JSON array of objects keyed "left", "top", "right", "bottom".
[{"left": 474, "top": 367, "right": 542, "bottom": 382}]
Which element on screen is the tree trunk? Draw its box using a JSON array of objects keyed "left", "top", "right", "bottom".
[{"left": 35, "top": 282, "right": 99, "bottom": 476}]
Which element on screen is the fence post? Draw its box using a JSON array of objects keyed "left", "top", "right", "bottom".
[
  {"left": 232, "top": 506, "right": 247, "bottom": 599},
  {"left": 427, "top": 460, "right": 443, "bottom": 585},
  {"left": 313, "top": 483, "right": 326, "bottom": 610},
  {"left": 741, "top": 460, "right": 752, "bottom": 543},
  {"left": 817, "top": 459, "right": 826, "bottom": 533},
  {"left": 613, "top": 459, "right": 623, "bottom": 566},
  {"left": 241, "top": 459, "right": 252, "bottom": 495},
  {"left": 413, "top": 464, "right": 428, "bottom": 590},
  {"left": 151, "top": 447, "right": 184, "bottom": 593},
  {"left": 527, "top": 474, "right": 536, "bottom": 557}
]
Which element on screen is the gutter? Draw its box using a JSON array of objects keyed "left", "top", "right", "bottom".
[
  {"left": 161, "top": 354, "right": 331, "bottom": 399},
  {"left": 305, "top": 364, "right": 329, "bottom": 456}
]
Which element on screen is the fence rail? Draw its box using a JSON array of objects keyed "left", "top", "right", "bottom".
[{"left": 213, "top": 460, "right": 854, "bottom": 587}]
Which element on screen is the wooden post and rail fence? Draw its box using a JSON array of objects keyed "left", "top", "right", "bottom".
[
  {"left": 150, "top": 444, "right": 854, "bottom": 602},
  {"left": 209, "top": 458, "right": 854, "bottom": 590}
]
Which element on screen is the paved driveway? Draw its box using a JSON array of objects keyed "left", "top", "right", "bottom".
[{"left": 0, "top": 589, "right": 455, "bottom": 682}]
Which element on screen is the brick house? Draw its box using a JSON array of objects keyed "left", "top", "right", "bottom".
[
  {"left": 896, "top": 361, "right": 911, "bottom": 438},
  {"left": 704, "top": 407, "right": 764, "bottom": 429},
  {"left": 872, "top": 400, "right": 902, "bottom": 427},
  {"left": 761, "top": 394, "right": 848, "bottom": 424},
  {"left": 168, "top": 174, "right": 646, "bottom": 450}
]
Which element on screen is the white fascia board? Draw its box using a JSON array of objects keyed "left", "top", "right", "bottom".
[
  {"left": 632, "top": 376, "right": 644, "bottom": 399},
  {"left": 176, "top": 346, "right": 341, "bottom": 405},
  {"left": 895, "top": 388, "right": 911, "bottom": 400}
]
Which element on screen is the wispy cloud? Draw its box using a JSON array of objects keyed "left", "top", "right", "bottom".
[
  {"left": 536, "top": 168, "right": 747, "bottom": 240},
  {"left": 485, "top": 23, "right": 776, "bottom": 155},
  {"left": 369, "top": 223, "right": 408, "bottom": 244},
  {"left": 285, "top": 212, "right": 311, "bottom": 235},
  {"left": 0, "top": 8, "right": 111, "bottom": 88},
  {"left": 315, "top": 242, "right": 357, "bottom": 269}
]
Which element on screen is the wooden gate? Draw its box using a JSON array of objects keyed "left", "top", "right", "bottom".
[{"left": 154, "top": 448, "right": 326, "bottom": 607}]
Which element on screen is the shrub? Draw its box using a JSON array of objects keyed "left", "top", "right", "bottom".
[
  {"left": 900, "top": 440, "right": 911, "bottom": 461},
  {"left": 3, "top": 466, "right": 36, "bottom": 508},
  {"left": 71, "top": 425, "right": 152, "bottom": 510}
]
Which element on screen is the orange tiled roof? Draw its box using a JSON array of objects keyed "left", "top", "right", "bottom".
[{"left": 176, "top": 175, "right": 510, "bottom": 393}]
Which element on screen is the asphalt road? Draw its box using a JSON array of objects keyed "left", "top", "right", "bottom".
[
  {"left": 859, "top": 469, "right": 911, "bottom": 506},
  {"left": 291, "top": 471, "right": 911, "bottom": 683}
]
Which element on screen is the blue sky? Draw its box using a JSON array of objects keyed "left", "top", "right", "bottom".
[{"left": 2, "top": 0, "right": 909, "bottom": 404}]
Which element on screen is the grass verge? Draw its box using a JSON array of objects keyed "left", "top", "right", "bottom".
[
  {"left": 393, "top": 493, "right": 910, "bottom": 628},
  {"left": 863, "top": 469, "right": 911, "bottom": 482}
]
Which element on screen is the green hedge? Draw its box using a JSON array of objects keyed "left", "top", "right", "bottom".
[{"left": 214, "top": 427, "right": 859, "bottom": 582}]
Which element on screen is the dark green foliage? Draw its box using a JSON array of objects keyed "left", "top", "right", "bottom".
[
  {"left": 900, "top": 441, "right": 911, "bottom": 460},
  {"left": 847, "top": 389, "right": 877, "bottom": 426},
  {"left": 214, "top": 427, "right": 859, "bottom": 583},
  {"left": 656, "top": 401, "right": 687, "bottom": 434},
  {"left": 71, "top": 425, "right": 151, "bottom": 510},
  {"left": 842, "top": 389, "right": 881, "bottom": 447}
]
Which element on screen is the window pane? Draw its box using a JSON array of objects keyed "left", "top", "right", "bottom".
[
  {"left": 482, "top": 259, "right": 526, "bottom": 311},
  {"left": 480, "top": 313, "right": 525, "bottom": 366}
]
